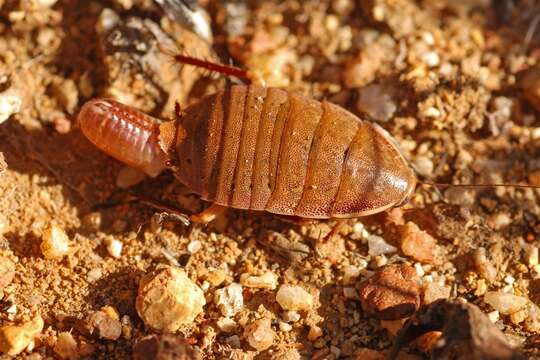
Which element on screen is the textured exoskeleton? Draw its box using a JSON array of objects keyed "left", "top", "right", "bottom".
[{"left": 78, "top": 84, "right": 417, "bottom": 220}]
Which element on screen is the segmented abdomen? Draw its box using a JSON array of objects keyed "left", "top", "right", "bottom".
[
  {"left": 79, "top": 99, "right": 168, "bottom": 177},
  {"left": 176, "top": 85, "right": 412, "bottom": 219}
]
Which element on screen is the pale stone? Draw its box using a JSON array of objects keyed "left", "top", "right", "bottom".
[
  {"left": 215, "top": 283, "right": 243, "bottom": 317},
  {"left": 276, "top": 285, "right": 313, "bottom": 311},
  {"left": 53, "top": 332, "right": 78, "bottom": 360},
  {"left": 484, "top": 291, "right": 528, "bottom": 315},
  {"left": 0, "top": 315, "right": 44, "bottom": 356},
  {"left": 41, "top": 225, "right": 70, "bottom": 260},
  {"left": 136, "top": 266, "right": 206, "bottom": 332},
  {"left": 244, "top": 318, "right": 275, "bottom": 351},
  {"left": 240, "top": 271, "right": 278, "bottom": 290}
]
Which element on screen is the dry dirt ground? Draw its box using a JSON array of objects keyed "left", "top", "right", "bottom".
[{"left": 2, "top": 0, "right": 540, "bottom": 359}]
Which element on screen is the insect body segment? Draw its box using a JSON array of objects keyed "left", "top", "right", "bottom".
[
  {"left": 78, "top": 85, "right": 417, "bottom": 219},
  {"left": 175, "top": 85, "right": 416, "bottom": 218},
  {"left": 79, "top": 99, "right": 170, "bottom": 177}
]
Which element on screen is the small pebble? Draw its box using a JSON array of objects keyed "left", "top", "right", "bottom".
[
  {"left": 79, "top": 310, "right": 122, "bottom": 340},
  {"left": 400, "top": 222, "right": 436, "bottom": 263},
  {"left": 279, "top": 322, "right": 292, "bottom": 332},
  {"left": 214, "top": 283, "right": 243, "bottom": 317},
  {"left": 282, "top": 311, "right": 301, "bottom": 323},
  {"left": 330, "top": 345, "right": 341, "bottom": 358},
  {"left": 226, "top": 335, "right": 241, "bottom": 348},
  {"left": 422, "top": 106, "right": 441, "bottom": 118},
  {"left": 132, "top": 334, "right": 200, "bottom": 360},
  {"left": 510, "top": 309, "right": 528, "bottom": 325},
  {"left": 367, "top": 235, "right": 397, "bottom": 256},
  {"left": 355, "top": 82, "right": 397, "bottom": 122},
  {"left": 105, "top": 237, "right": 123, "bottom": 259},
  {"left": 50, "top": 78, "right": 78, "bottom": 114},
  {"left": 244, "top": 318, "right": 275, "bottom": 351},
  {"left": 422, "top": 51, "right": 440, "bottom": 67},
  {"left": 473, "top": 248, "right": 497, "bottom": 281},
  {"left": 423, "top": 282, "right": 451, "bottom": 304},
  {"left": 82, "top": 212, "right": 102, "bottom": 232},
  {"left": 475, "top": 279, "right": 488, "bottom": 296},
  {"left": 413, "top": 156, "right": 434, "bottom": 178},
  {"left": 358, "top": 263, "right": 420, "bottom": 320},
  {"left": 486, "top": 213, "right": 511, "bottom": 230},
  {"left": 136, "top": 266, "right": 206, "bottom": 332},
  {"left": 0, "top": 256, "right": 15, "bottom": 290},
  {"left": 276, "top": 285, "right": 313, "bottom": 312},
  {"left": 525, "top": 246, "right": 539, "bottom": 267},
  {"left": 343, "top": 287, "right": 360, "bottom": 300},
  {"left": 216, "top": 318, "right": 238, "bottom": 333},
  {"left": 342, "top": 265, "right": 361, "bottom": 285},
  {"left": 205, "top": 269, "right": 226, "bottom": 287},
  {"left": 307, "top": 325, "right": 323, "bottom": 341},
  {"left": 488, "top": 310, "right": 500, "bottom": 323},
  {"left": 87, "top": 268, "right": 102, "bottom": 283},
  {"left": 414, "top": 263, "right": 425, "bottom": 277},
  {"left": 0, "top": 90, "right": 22, "bottom": 124},
  {"left": 524, "top": 304, "right": 540, "bottom": 332},
  {"left": 187, "top": 240, "right": 202, "bottom": 254},
  {"left": 484, "top": 291, "right": 528, "bottom": 315},
  {"left": 37, "top": 0, "right": 58, "bottom": 8},
  {"left": 53, "top": 332, "right": 78, "bottom": 360},
  {"left": 0, "top": 315, "right": 44, "bottom": 356},
  {"left": 504, "top": 275, "right": 515, "bottom": 285},
  {"left": 240, "top": 271, "right": 278, "bottom": 290},
  {"left": 40, "top": 225, "right": 70, "bottom": 260}
]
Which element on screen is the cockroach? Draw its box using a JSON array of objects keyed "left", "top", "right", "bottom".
[{"left": 77, "top": 54, "right": 539, "bottom": 233}]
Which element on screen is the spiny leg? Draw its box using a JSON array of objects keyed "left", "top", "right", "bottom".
[
  {"left": 320, "top": 219, "right": 347, "bottom": 243},
  {"left": 136, "top": 195, "right": 191, "bottom": 226},
  {"left": 124, "top": 195, "right": 227, "bottom": 226}
]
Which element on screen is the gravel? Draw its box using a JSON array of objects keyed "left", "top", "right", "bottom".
[
  {"left": 0, "top": 315, "right": 44, "bottom": 356},
  {"left": 484, "top": 291, "right": 529, "bottom": 316},
  {"left": 275, "top": 284, "right": 314, "bottom": 312},
  {"left": 136, "top": 266, "right": 206, "bottom": 332},
  {"left": 40, "top": 224, "right": 71, "bottom": 260},
  {"left": 358, "top": 264, "right": 420, "bottom": 320},
  {"left": 244, "top": 318, "right": 275, "bottom": 351},
  {"left": 132, "top": 334, "right": 200, "bottom": 360},
  {"left": 214, "top": 282, "right": 244, "bottom": 317}
]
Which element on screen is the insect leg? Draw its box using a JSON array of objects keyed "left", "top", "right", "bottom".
[
  {"left": 275, "top": 215, "right": 315, "bottom": 226},
  {"left": 136, "top": 195, "right": 191, "bottom": 226},
  {"left": 190, "top": 203, "right": 227, "bottom": 224},
  {"left": 320, "top": 219, "right": 347, "bottom": 243}
]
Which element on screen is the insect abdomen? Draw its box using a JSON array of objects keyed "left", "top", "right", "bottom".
[
  {"left": 177, "top": 85, "right": 416, "bottom": 219},
  {"left": 78, "top": 99, "right": 169, "bottom": 177}
]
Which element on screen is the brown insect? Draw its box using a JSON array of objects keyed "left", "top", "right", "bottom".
[{"left": 77, "top": 55, "right": 534, "bottom": 229}]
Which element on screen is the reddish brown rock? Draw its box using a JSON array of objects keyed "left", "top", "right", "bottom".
[
  {"left": 77, "top": 310, "right": 122, "bottom": 341},
  {"left": 400, "top": 222, "right": 437, "bottom": 263},
  {"left": 133, "top": 334, "right": 200, "bottom": 360},
  {"left": 358, "top": 264, "right": 420, "bottom": 320}
]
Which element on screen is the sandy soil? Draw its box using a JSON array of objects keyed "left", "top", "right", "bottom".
[{"left": 1, "top": 0, "right": 540, "bottom": 359}]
